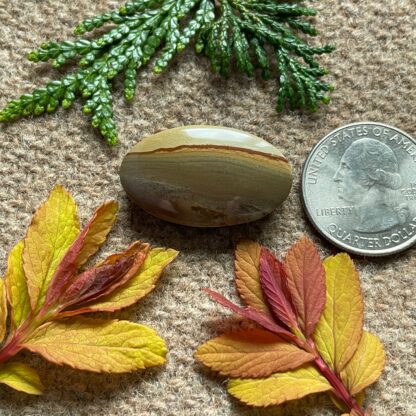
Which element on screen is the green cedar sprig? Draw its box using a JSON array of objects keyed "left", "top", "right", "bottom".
[{"left": 0, "top": 0, "right": 335, "bottom": 146}]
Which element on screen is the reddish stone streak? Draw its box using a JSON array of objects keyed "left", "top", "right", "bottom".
[{"left": 129, "top": 144, "right": 289, "bottom": 164}]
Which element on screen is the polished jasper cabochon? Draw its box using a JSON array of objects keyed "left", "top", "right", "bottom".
[{"left": 120, "top": 126, "right": 292, "bottom": 227}]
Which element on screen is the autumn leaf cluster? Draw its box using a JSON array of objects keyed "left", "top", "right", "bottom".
[
  {"left": 196, "top": 238, "right": 385, "bottom": 415},
  {"left": 0, "top": 185, "right": 178, "bottom": 394}
]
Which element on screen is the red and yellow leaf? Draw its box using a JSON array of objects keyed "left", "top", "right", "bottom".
[
  {"left": 313, "top": 254, "right": 364, "bottom": 373},
  {"left": 284, "top": 236, "right": 326, "bottom": 338},
  {"left": 75, "top": 201, "right": 119, "bottom": 268},
  {"left": 204, "top": 289, "right": 295, "bottom": 339},
  {"left": 0, "top": 362, "right": 43, "bottom": 395},
  {"left": 23, "top": 317, "right": 167, "bottom": 373},
  {"left": 341, "top": 331, "right": 385, "bottom": 395},
  {"left": 195, "top": 328, "right": 313, "bottom": 378},
  {"left": 5, "top": 241, "right": 31, "bottom": 330},
  {"left": 45, "top": 201, "right": 119, "bottom": 307},
  {"left": 0, "top": 279, "right": 7, "bottom": 342},
  {"left": 0, "top": 187, "right": 178, "bottom": 395},
  {"left": 23, "top": 185, "right": 80, "bottom": 311},
  {"left": 259, "top": 247, "right": 297, "bottom": 329},
  {"left": 59, "top": 247, "right": 178, "bottom": 315},
  {"left": 227, "top": 365, "right": 332, "bottom": 407},
  {"left": 235, "top": 240, "right": 270, "bottom": 315},
  {"left": 60, "top": 242, "right": 149, "bottom": 310}
]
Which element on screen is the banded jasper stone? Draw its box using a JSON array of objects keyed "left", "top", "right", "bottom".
[{"left": 120, "top": 126, "right": 292, "bottom": 227}]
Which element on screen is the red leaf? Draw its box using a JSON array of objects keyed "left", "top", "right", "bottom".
[
  {"left": 204, "top": 289, "right": 295, "bottom": 340},
  {"left": 44, "top": 223, "right": 90, "bottom": 307},
  {"left": 44, "top": 202, "right": 118, "bottom": 307},
  {"left": 259, "top": 247, "right": 298, "bottom": 330},
  {"left": 60, "top": 242, "right": 149, "bottom": 311},
  {"left": 61, "top": 258, "right": 132, "bottom": 307},
  {"left": 284, "top": 237, "right": 326, "bottom": 338}
]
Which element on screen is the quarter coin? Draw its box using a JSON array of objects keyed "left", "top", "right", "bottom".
[{"left": 302, "top": 122, "right": 416, "bottom": 256}]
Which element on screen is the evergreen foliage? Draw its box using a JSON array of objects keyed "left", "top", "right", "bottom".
[{"left": 0, "top": 0, "right": 335, "bottom": 145}]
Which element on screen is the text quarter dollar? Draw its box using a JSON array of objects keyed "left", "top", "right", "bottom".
[{"left": 302, "top": 122, "right": 416, "bottom": 256}]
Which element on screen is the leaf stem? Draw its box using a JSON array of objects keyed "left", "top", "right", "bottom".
[
  {"left": 293, "top": 335, "right": 365, "bottom": 414},
  {"left": 0, "top": 333, "right": 23, "bottom": 364},
  {"left": 309, "top": 341, "right": 365, "bottom": 416},
  {"left": 0, "top": 307, "right": 56, "bottom": 365}
]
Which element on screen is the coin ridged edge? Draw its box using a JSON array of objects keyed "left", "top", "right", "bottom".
[{"left": 301, "top": 121, "right": 416, "bottom": 257}]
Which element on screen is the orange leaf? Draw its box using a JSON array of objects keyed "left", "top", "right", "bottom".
[
  {"left": 284, "top": 236, "right": 326, "bottom": 338},
  {"left": 195, "top": 328, "right": 313, "bottom": 378},
  {"left": 235, "top": 241, "right": 271, "bottom": 315},
  {"left": 259, "top": 247, "right": 297, "bottom": 329}
]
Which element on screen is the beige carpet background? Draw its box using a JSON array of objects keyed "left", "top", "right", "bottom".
[{"left": 0, "top": 1, "right": 414, "bottom": 415}]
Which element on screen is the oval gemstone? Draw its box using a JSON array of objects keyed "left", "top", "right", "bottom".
[{"left": 119, "top": 126, "right": 292, "bottom": 227}]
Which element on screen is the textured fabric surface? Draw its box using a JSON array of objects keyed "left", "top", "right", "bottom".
[{"left": 0, "top": 1, "right": 415, "bottom": 415}]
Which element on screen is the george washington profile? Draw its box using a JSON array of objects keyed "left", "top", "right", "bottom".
[{"left": 333, "top": 138, "right": 409, "bottom": 233}]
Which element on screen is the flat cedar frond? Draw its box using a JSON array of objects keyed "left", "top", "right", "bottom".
[{"left": 0, "top": 0, "right": 334, "bottom": 145}]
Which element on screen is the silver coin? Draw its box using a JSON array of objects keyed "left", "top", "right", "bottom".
[{"left": 302, "top": 122, "right": 416, "bottom": 256}]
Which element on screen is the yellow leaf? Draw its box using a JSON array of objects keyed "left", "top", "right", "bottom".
[
  {"left": 313, "top": 254, "right": 364, "bottom": 373},
  {"left": 23, "top": 185, "right": 80, "bottom": 311},
  {"left": 195, "top": 328, "right": 314, "bottom": 378},
  {"left": 5, "top": 241, "right": 31, "bottom": 330},
  {"left": 356, "top": 390, "right": 366, "bottom": 406},
  {"left": 228, "top": 365, "right": 332, "bottom": 407},
  {"left": 23, "top": 317, "right": 167, "bottom": 373},
  {"left": 330, "top": 394, "right": 348, "bottom": 412},
  {"left": 235, "top": 240, "right": 271, "bottom": 315},
  {"left": 0, "top": 362, "right": 43, "bottom": 395},
  {"left": 63, "top": 247, "right": 178, "bottom": 314},
  {"left": 331, "top": 390, "right": 365, "bottom": 412},
  {"left": 0, "top": 278, "right": 7, "bottom": 342},
  {"left": 75, "top": 201, "right": 119, "bottom": 268},
  {"left": 341, "top": 332, "right": 385, "bottom": 395}
]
